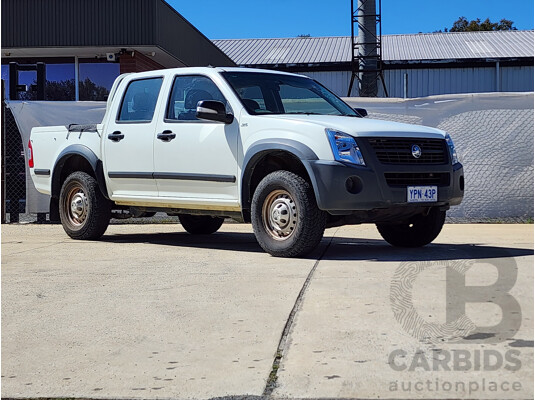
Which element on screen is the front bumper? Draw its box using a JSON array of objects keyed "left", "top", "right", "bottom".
[{"left": 304, "top": 159, "right": 464, "bottom": 215}]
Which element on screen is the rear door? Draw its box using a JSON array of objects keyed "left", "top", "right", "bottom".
[{"left": 103, "top": 76, "right": 164, "bottom": 199}]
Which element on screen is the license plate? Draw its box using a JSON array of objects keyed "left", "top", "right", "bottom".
[{"left": 407, "top": 186, "right": 438, "bottom": 203}]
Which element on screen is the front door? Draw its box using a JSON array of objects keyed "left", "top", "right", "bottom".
[
  {"left": 153, "top": 75, "right": 239, "bottom": 208},
  {"left": 103, "top": 76, "right": 164, "bottom": 199}
]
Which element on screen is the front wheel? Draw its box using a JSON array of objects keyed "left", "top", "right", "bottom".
[
  {"left": 251, "top": 171, "right": 326, "bottom": 257},
  {"left": 179, "top": 214, "right": 224, "bottom": 234},
  {"left": 59, "top": 171, "right": 111, "bottom": 240},
  {"left": 376, "top": 208, "right": 446, "bottom": 247}
]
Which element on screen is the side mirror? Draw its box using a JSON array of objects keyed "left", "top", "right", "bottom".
[
  {"left": 354, "top": 108, "right": 368, "bottom": 118},
  {"left": 196, "top": 100, "right": 234, "bottom": 124}
]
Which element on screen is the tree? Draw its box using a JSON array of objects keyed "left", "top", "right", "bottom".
[
  {"left": 18, "top": 78, "right": 75, "bottom": 101},
  {"left": 444, "top": 17, "right": 517, "bottom": 32},
  {"left": 45, "top": 79, "right": 75, "bottom": 100},
  {"left": 17, "top": 78, "right": 109, "bottom": 101},
  {"left": 79, "top": 78, "right": 109, "bottom": 101}
]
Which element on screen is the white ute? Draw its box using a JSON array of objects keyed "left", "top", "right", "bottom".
[{"left": 29, "top": 67, "right": 464, "bottom": 257}]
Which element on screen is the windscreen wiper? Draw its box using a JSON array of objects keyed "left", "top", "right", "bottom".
[{"left": 283, "top": 112, "right": 323, "bottom": 115}]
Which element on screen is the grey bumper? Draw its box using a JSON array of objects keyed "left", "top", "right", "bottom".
[{"left": 304, "top": 160, "right": 464, "bottom": 215}]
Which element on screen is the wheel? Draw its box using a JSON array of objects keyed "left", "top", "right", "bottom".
[
  {"left": 59, "top": 171, "right": 111, "bottom": 240},
  {"left": 179, "top": 214, "right": 224, "bottom": 234},
  {"left": 376, "top": 208, "right": 446, "bottom": 247},
  {"left": 251, "top": 170, "right": 327, "bottom": 257}
]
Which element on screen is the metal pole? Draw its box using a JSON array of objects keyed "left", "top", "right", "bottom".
[
  {"left": 403, "top": 73, "right": 408, "bottom": 98},
  {"left": 75, "top": 56, "right": 80, "bottom": 101},
  {"left": 350, "top": 0, "right": 355, "bottom": 49},
  {"left": 347, "top": 0, "right": 355, "bottom": 97},
  {"left": 358, "top": 0, "right": 378, "bottom": 97},
  {"left": 1, "top": 80, "right": 6, "bottom": 224},
  {"left": 36, "top": 62, "right": 46, "bottom": 100},
  {"left": 495, "top": 61, "right": 500, "bottom": 92},
  {"left": 9, "top": 62, "right": 18, "bottom": 100}
]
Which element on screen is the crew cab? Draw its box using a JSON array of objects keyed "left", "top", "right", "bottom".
[{"left": 29, "top": 67, "right": 464, "bottom": 257}]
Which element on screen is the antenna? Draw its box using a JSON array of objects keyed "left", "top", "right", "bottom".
[{"left": 347, "top": 0, "right": 388, "bottom": 97}]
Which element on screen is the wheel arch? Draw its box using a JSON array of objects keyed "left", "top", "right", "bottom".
[
  {"left": 51, "top": 145, "right": 109, "bottom": 200},
  {"left": 241, "top": 139, "right": 319, "bottom": 222}
]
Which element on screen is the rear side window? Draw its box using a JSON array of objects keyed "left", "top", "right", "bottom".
[{"left": 118, "top": 77, "right": 163, "bottom": 122}]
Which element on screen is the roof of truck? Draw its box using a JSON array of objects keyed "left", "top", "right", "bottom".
[{"left": 122, "top": 66, "right": 308, "bottom": 78}]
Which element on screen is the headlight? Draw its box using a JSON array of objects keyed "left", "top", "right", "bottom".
[
  {"left": 445, "top": 133, "right": 459, "bottom": 165},
  {"left": 326, "top": 129, "right": 365, "bottom": 166}
]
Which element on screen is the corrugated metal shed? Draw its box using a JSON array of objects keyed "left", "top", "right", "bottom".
[
  {"left": 214, "top": 36, "right": 351, "bottom": 65},
  {"left": 213, "top": 30, "right": 534, "bottom": 66},
  {"left": 379, "top": 65, "right": 534, "bottom": 97},
  {"left": 383, "top": 30, "right": 533, "bottom": 61}
]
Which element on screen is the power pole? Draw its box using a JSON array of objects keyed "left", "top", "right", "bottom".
[{"left": 347, "top": 0, "right": 388, "bottom": 97}]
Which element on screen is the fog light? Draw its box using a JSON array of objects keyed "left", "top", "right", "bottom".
[{"left": 345, "top": 176, "right": 363, "bottom": 194}]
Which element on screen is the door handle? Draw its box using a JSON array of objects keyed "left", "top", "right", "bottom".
[
  {"left": 157, "top": 130, "right": 176, "bottom": 142},
  {"left": 108, "top": 131, "right": 124, "bottom": 142}
]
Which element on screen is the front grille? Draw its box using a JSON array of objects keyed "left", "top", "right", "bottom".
[
  {"left": 385, "top": 172, "right": 450, "bottom": 187},
  {"left": 367, "top": 138, "right": 448, "bottom": 164}
]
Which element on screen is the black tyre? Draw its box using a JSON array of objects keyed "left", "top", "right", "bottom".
[
  {"left": 59, "top": 171, "right": 111, "bottom": 240},
  {"left": 251, "top": 170, "right": 327, "bottom": 257},
  {"left": 179, "top": 214, "right": 224, "bottom": 234},
  {"left": 376, "top": 208, "right": 446, "bottom": 247},
  {"left": 136, "top": 211, "right": 156, "bottom": 218}
]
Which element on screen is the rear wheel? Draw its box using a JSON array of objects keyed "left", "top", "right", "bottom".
[
  {"left": 59, "top": 171, "right": 111, "bottom": 240},
  {"left": 251, "top": 170, "right": 326, "bottom": 257},
  {"left": 179, "top": 214, "right": 224, "bottom": 235},
  {"left": 376, "top": 208, "right": 446, "bottom": 247}
]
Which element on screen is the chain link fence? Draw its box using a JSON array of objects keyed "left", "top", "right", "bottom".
[
  {"left": 346, "top": 92, "right": 534, "bottom": 223},
  {"left": 3, "top": 92, "right": 533, "bottom": 225},
  {"left": 437, "top": 107, "right": 533, "bottom": 223},
  {"left": 2, "top": 103, "right": 36, "bottom": 223}
]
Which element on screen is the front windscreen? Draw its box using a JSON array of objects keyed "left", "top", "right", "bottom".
[{"left": 221, "top": 71, "right": 358, "bottom": 117}]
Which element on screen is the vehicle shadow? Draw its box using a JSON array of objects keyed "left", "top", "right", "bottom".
[{"left": 101, "top": 231, "right": 533, "bottom": 262}]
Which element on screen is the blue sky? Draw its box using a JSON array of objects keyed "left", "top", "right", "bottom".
[{"left": 169, "top": 0, "right": 534, "bottom": 39}]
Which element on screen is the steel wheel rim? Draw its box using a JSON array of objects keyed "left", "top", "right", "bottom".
[
  {"left": 262, "top": 189, "right": 298, "bottom": 241},
  {"left": 64, "top": 183, "right": 89, "bottom": 227}
]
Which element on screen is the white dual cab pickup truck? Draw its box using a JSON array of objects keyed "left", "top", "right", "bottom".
[{"left": 29, "top": 67, "right": 464, "bottom": 257}]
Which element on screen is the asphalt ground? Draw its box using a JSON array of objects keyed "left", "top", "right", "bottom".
[{"left": 2, "top": 223, "right": 533, "bottom": 399}]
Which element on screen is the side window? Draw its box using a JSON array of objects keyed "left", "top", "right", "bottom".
[
  {"left": 166, "top": 75, "right": 229, "bottom": 121},
  {"left": 118, "top": 77, "right": 163, "bottom": 122}
]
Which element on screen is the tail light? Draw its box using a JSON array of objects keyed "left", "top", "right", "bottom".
[{"left": 27, "top": 140, "right": 34, "bottom": 168}]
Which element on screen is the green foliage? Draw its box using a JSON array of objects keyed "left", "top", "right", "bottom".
[
  {"left": 79, "top": 78, "right": 109, "bottom": 101},
  {"left": 18, "top": 78, "right": 109, "bottom": 101},
  {"left": 437, "top": 17, "right": 517, "bottom": 32},
  {"left": 46, "top": 79, "right": 75, "bottom": 100}
]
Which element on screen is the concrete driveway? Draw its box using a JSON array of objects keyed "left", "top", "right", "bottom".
[{"left": 2, "top": 223, "right": 533, "bottom": 399}]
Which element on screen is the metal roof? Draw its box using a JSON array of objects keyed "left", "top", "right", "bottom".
[
  {"left": 213, "top": 30, "right": 534, "bottom": 66},
  {"left": 1, "top": 0, "right": 235, "bottom": 67}
]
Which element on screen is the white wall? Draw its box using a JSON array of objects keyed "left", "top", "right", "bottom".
[
  {"left": 298, "top": 70, "right": 360, "bottom": 97},
  {"left": 298, "top": 66, "right": 534, "bottom": 98}
]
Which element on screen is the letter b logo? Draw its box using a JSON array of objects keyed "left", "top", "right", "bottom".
[{"left": 390, "top": 257, "right": 521, "bottom": 343}]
